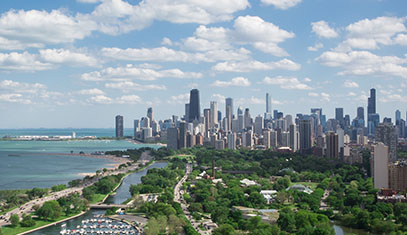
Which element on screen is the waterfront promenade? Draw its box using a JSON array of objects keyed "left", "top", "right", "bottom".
[{"left": 0, "top": 154, "right": 146, "bottom": 227}]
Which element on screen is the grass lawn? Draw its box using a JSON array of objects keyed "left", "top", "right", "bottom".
[
  {"left": 2, "top": 213, "right": 79, "bottom": 235},
  {"left": 291, "top": 182, "right": 319, "bottom": 190},
  {"left": 90, "top": 193, "right": 108, "bottom": 204},
  {"left": 168, "top": 154, "right": 195, "bottom": 161}
]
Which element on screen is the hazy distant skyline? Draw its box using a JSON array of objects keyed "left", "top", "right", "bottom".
[{"left": 0, "top": 0, "right": 406, "bottom": 128}]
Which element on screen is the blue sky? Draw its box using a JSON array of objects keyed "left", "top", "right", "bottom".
[{"left": 0, "top": 0, "right": 406, "bottom": 128}]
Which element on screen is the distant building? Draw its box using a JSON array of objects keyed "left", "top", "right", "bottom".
[
  {"left": 389, "top": 161, "right": 407, "bottom": 192},
  {"left": 167, "top": 127, "right": 179, "bottom": 150},
  {"left": 373, "top": 142, "right": 389, "bottom": 189},
  {"left": 299, "top": 119, "right": 312, "bottom": 153},
  {"left": 375, "top": 123, "right": 398, "bottom": 162},
  {"left": 326, "top": 131, "right": 339, "bottom": 159},
  {"left": 189, "top": 89, "right": 200, "bottom": 122},
  {"left": 115, "top": 115, "right": 123, "bottom": 138}
]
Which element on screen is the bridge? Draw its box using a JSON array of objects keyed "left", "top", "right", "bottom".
[{"left": 89, "top": 204, "right": 130, "bottom": 209}]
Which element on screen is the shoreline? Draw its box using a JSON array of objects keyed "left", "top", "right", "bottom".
[{"left": 17, "top": 211, "right": 86, "bottom": 235}]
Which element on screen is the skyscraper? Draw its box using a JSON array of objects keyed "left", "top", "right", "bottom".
[
  {"left": 179, "top": 121, "right": 187, "bottom": 149},
  {"left": 189, "top": 89, "right": 201, "bottom": 122},
  {"left": 167, "top": 127, "right": 179, "bottom": 150},
  {"left": 396, "top": 110, "right": 401, "bottom": 125},
  {"left": 326, "top": 132, "right": 339, "bottom": 159},
  {"left": 289, "top": 124, "right": 297, "bottom": 152},
  {"left": 375, "top": 123, "right": 398, "bottom": 162},
  {"left": 265, "top": 93, "right": 272, "bottom": 120},
  {"left": 368, "top": 88, "right": 376, "bottom": 115},
  {"left": 335, "top": 108, "right": 344, "bottom": 128},
  {"left": 357, "top": 107, "right": 364, "bottom": 120},
  {"left": 299, "top": 119, "right": 312, "bottom": 153},
  {"left": 210, "top": 101, "right": 218, "bottom": 128},
  {"left": 368, "top": 88, "right": 377, "bottom": 136},
  {"left": 373, "top": 142, "right": 389, "bottom": 189},
  {"left": 225, "top": 97, "right": 233, "bottom": 118},
  {"left": 115, "top": 115, "right": 123, "bottom": 138},
  {"left": 147, "top": 107, "right": 153, "bottom": 126}
]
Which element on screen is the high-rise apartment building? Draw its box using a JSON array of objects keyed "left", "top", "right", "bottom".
[
  {"left": 254, "top": 115, "right": 264, "bottom": 136},
  {"left": 375, "top": 123, "right": 398, "bottom": 162},
  {"left": 289, "top": 124, "right": 297, "bottom": 152},
  {"left": 265, "top": 93, "right": 272, "bottom": 120},
  {"left": 167, "top": 127, "right": 179, "bottom": 150},
  {"left": 115, "top": 115, "right": 123, "bottom": 138},
  {"left": 373, "top": 142, "right": 389, "bottom": 189},
  {"left": 326, "top": 132, "right": 339, "bottom": 159},
  {"left": 299, "top": 119, "right": 312, "bottom": 153},
  {"left": 179, "top": 122, "right": 187, "bottom": 149},
  {"left": 189, "top": 89, "right": 200, "bottom": 122},
  {"left": 389, "top": 161, "right": 407, "bottom": 192}
]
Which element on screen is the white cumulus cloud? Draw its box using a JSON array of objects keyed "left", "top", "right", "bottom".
[
  {"left": 211, "top": 77, "right": 251, "bottom": 87},
  {"left": 311, "top": 21, "right": 338, "bottom": 38},
  {"left": 263, "top": 76, "right": 312, "bottom": 90},
  {"left": 260, "top": 0, "right": 302, "bottom": 10}
]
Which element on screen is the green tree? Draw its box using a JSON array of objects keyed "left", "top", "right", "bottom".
[
  {"left": 277, "top": 208, "right": 296, "bottom": 232},
  {"left": 20, "top": 214, "right": 36, "bottom": 227},
  {"left": 10, "top": 214, "right": 19, "bottom": 227},
  {"left": 36, "top": 200, "right": 62, "bottom": 221},
  {"left": 213, "top": 224, "right": 235, "bottom": 235}
]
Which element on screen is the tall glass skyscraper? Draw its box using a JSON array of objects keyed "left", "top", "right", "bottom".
[
  {"left": 368, "top": 88, "right": 376, "bottom": 115},
  {"left": 188, "top": 89, "right": 200, "bottom": 122},
  {"left": 115, "top": 115, "right": 123, "bottom": 138}
]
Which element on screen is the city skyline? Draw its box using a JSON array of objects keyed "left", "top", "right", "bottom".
[{"left": 0, "top": 0, "right": 407, "bottom": 128}]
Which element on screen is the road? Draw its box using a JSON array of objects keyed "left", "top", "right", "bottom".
[
  {"left": 0, "top": 156, "right": 146, "bottom": 227},
  {"left": 173, "top": 163, "right": 217, "bottom": 235}
]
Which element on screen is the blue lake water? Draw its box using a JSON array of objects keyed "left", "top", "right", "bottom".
[
  {"left": 0, "top": 139, "right": 161, "bottom": 190},
  {"left": 0, "top": 128, "right": 135, "bottom": 138}
]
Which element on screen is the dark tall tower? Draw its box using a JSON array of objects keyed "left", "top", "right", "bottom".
[
  {"left": 368, "top": 88, "right": 376, "bottom": 115},
  {"left": 299, "top": 119, "right": 312, "bottom": 153},
  {"left": 335, "top": 108, "right": 344, "bottom": 128},
  {"left": 357, "top": 107, "right": 364, "bottom": 120},
  {"left": 147, "top": 107, "right": 153, "bottom": 126},
  {"left": 115, "top": 115, "right": 123, "bottom": 138},
  {"left": 188, "top": 89, "right": 200, "bottom": 122}
]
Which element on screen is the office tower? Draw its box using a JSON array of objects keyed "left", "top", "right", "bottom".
[
  {"left": 373, "top": 142, "right": 389, "bottom": 189},
  {"left": 281, "top": 132, "right": 290, "bottom": 147},
  {"left": 244, "top": 108, "right": 252, "bottom": 129},
  {"left": 396, "top": 110, "right": 401, "bottom": 125},
  {"left": 167, "top": 127, "right": 179, "bottom": 150},
  {"left": 134, "top": 119, "right": 140, "bottom": 137},
  {"left": 357, "top": 107, "right": 364, "bottom": 120},
  {"left": 299, "top": 119, "right": 312, "bottom": 153},
  {"left": 368, "top": 88, "right": 376, "bottom": 115},
  {"left": 344, "top": 115, "right": 350, "bottom": 127},
  {"left": 185, "top": 104, "right": 190, "bottom": 122},
  {"left": 336, "top": 128, "right": 344, "bottom": 157},
  {"left": 231, "top": 119, "right": 239, "bottom": 133},
  {"left": 227, "top": 132, "right": 236, "bottom": 150},
  {"left": 335, "top": 108, "right": 344, "bottom": 128},
  {"left": 263, "top": 129, "right": 271, "bottom": 149},
  {"left": 326, "top": 132, "right": 339, "bottom": 159},
  {"left": 238, "top": 113, "right": 244, "bottom": 131},
  {"left": 368, "top": 113, "right": 380, "bottom": 136},
  {"left": 368, "top": 88, "right": 376, "bottom": 134},
  {"left": 218, "top": 111, "right": 222, "bottom": 124},
  {"left": 226, "top": 97, "right": 233, "bottom": 118},
  {"left": 270, "top": 130, "right": 277, "bottom": 148},
  {"left": 189, "top": 89, "right": 201, "bottom": 122},
  {"left": 273, "top": 110, "right": 278, "bottom": 120},
  {"left": 115, "top": 115, "right": 123, "bottom": 138},
  {"left": 210, "top": 101, "right": 218, "bottom": 128},
  {"left": 142, "top": 127, "right": 152, "bottom": 141},
  {"left": 141, "top": 117, "right": 150, "bottom": 128},
  {"left": 266, "top": 93, "right": 271, "bottom": 113},
  {"left": 179, "top": 122, "right": 187, "bottom": 149},
  {"left": 147, "top": 107, "right": 153, "bottom": 126},
  {"left": 237, "top": 106, "right": 243, "bottom": 116},
  {"left": 204, "top": 109, "right": 211, "bottom": 134},
  {"left": 265, "top": 93, "right": 272, "bottom": 120},
  {"left": 254, "top": 116, "right": 264, "bottom": 135},
  {"left": 243, "top": 130, "right": 253, "bottom": 148},
  {"left": 289, "top": 124, "right": 297, "bottom": 152},
  {"left": 389, "top": 161, "right": 407, "bottom": 191},
  {"left": 375, "top": 123, "right": 398, "bottom": 161},
  {"left": 226, "top": 98, "right": 233, "bottom": 131}
]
